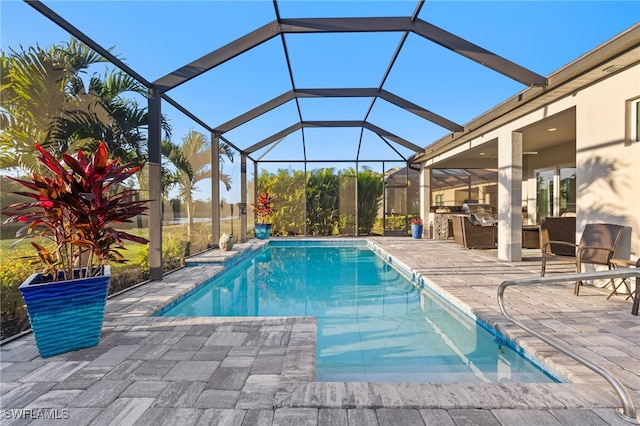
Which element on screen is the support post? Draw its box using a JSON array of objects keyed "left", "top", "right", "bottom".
[
  {"left": 211, "top": 133, "right": 221, "bottom": 247},
  {"left": 148, "top": 87, "right": 163, "bottom": 280},
  {"left": 240, "top": 154, "right": 247, "bottom": 242},
  {"left": 498, "top": 131, "right": 523, "bottom": 261},
  {"left": 254, "top": 161, "right": 259, "bottom": 234},
  {"left": 304, "top": 161, "right": 308, "bottom": 236},
  {"left": 405, "top": 164, "right": 410, "bottom": 235},
  {"left": 355, "top": 161, "right": 359, "bottom": 236},
  {"left": 419, "top": 165, "right": 432, "bottom": 238}
]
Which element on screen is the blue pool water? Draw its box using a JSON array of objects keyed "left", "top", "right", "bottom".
[{"left": 160, "top": 242, "right": 557, "bottom": 383}]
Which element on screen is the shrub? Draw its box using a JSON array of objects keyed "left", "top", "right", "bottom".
[
  {"left": 2, "top": 142, "right": 148, "bottom": 280},
  {"left": 384, "top": 215, "right": 408, "bottom": 231},
  {"left": 0, "top": 251, "right": 33, "bottom": 316}
]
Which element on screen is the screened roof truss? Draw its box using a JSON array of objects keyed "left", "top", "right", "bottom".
[
  {"left": 244, "top": 121, "right": 423, "bottom": 155},
  {"left": 214, "top": 88, "right": 465, "bottom": 135},
  {"left": 434, "top": 168, "right": 499, "bottom": 189},
  {"left": 27, "top": 0, "right": 548, "bottom": 164},
  {"left": 215, "top": 88, "right": 463, "bottom": 161},
  {"left": 154, "top": 17, "right": 547, "bottom": 92}
]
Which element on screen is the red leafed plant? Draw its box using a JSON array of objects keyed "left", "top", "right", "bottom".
[
  {"left": 252, "top": 191, "right": 275, "bottom": 224},
  {"left": 2, "top": 142, "right": 149, "bottom": 281},
  {"left": 411, "top": 217, "right": 423, "bottom": 225}
]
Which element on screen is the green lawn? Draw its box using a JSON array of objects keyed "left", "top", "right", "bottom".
[
  {"left": 0, "top": 228, "right": 149, "bottom": 263},
  {"left": 0, "top": 221, "right": 244, "bottom": 282}
]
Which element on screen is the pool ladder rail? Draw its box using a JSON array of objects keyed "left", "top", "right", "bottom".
[{"left": 497, "top": 268, "right": 640, "bottom": 424}]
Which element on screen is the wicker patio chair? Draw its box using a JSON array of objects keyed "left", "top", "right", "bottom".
[
  {"left": 539, "top": 216, "right": 576, "bottom": 255},
  {"left": 541, "top": 223, "right": 626, "bottom": 295},
  {"left": 452, "top": 215, "right": 466, "bottom": 247},
  {"left": 452, "top": 215, "right": 496, "bottom": 249}
]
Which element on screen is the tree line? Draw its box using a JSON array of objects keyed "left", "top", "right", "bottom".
[{"left": 257, "top": 167, "right": 383, "bottom": 236}]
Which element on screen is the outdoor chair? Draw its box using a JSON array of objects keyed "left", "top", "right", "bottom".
[
  {"left": 539, "top": 216, "right": 576, "bottom": 255},
  {"left": 540, "top": 223, "right": 626, "bottom": 295},
  {"left": 452, "top": 215, "right": 496, "bottom": 249},
  {"left": 452, "top": 215, "right": 466, "bottom": 247}
]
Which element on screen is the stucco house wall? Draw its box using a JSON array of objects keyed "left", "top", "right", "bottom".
[{"left": 575, "top": 62, "right": 640, "bottom": 255}]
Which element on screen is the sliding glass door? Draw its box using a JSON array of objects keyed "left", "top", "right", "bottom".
[
  {"left": 559, "top": 167, "right": 576, "bottom": 216},
  {"left": 535, "top": 166, "right": 576, "bottom": 223},
  {"left": 536, "top": 169, "right": 554, "bottom": 221}
]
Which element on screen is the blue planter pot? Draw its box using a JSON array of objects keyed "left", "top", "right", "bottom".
[
  {"left": 19, "top": 267, "right": 110, "bottom": 358},
  {"left": 255, "top": 223, "right": 272, "bottom": 240},
  {"left": 411, "top": 224, "right": 424, "bottom": 239}
]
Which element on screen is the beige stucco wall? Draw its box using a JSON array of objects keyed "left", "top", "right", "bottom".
[{"left": 575, "top": 63, "right": 640, "bottom": 256}]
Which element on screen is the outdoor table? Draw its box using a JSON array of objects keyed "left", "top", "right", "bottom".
[
  {"left": 522, "top": 225, "right": 540, "bottom": 249},
  {"left": 609, "top": 258, "right": 639, "bottom": 315}
]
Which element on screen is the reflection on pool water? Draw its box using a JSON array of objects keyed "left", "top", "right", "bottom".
[{"left": 159, "top": 242, "right": 558, "bottom": 383}]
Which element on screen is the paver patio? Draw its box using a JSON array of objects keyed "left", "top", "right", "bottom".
[{"left": 1, "top": 238, "right": 638, "bottom": 425}]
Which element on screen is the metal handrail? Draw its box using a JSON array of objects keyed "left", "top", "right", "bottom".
[{"left": 497, "top": 268, "right": 640, "bottom": 424}]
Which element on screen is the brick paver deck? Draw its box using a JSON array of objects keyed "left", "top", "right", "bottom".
[{"left": 1, "top": 238, "right": 638, "bottom": 425}]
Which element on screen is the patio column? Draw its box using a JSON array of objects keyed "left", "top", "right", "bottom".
[
  {"left": 240, "top": 154, "right": 247, "bottom": 242},
  {"left": 211, "top": 133, "right": 220, "bottom": 247},
  {"left": 254, "top": 161, "right": 259, "bottom": 231},
  {"left": 148, "top": 87, "right": 163, "bottom": 280},
  {"left": 498, "top": 130, "right": 523, "bottom": 261},
  {"left": 419, "top": 165, "right": 432, "bottom": 238}
]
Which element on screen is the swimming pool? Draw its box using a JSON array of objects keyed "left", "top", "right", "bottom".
[{"left": 159, "top": 241, "right": 558, "bottom": 383}]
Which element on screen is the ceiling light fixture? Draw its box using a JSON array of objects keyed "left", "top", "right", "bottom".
[
  {"left": 523, "top": 151, "right": 539, "bottom": 155},
  {"left": 547, "top": 127, "right": 557, "bottom": 132}
]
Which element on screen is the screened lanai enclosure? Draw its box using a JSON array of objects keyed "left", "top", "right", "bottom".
[{"left": 4, "top": 0, "right": 552, "bottom": 280}]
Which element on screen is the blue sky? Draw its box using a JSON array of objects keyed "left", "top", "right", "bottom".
[{"left": 2, "top": 0, "right": 639, "bottom": 201}]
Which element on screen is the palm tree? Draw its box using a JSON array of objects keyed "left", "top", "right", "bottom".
[
  {"left": 0, "top": 38, "right": 107, "bottom": 172},
  {"left": 161, "top": 139, "right": 193, "bottom": 202},
  {"left": 167, "top": 130, "right": 234, "bottom": 241},
  {"left": 1, "top": 38, "right": 169, "bottom": 171},
  {"left": 48, "top": 71, "right": 171, "bottom": 168}
]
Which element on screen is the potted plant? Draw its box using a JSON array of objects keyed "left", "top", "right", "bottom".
[
  {"left": 252, "top": 191, "right": 274, "bottom": 239},
  {"left": 411, "top": 217, "right": 424, "bottom": 239},
  {"left": 2, "top": 142, "right": 149, "bottom": 358}
]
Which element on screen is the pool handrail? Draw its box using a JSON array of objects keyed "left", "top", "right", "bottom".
[{"left": 497, "top": 268, "right": 640, "bottom": 424}]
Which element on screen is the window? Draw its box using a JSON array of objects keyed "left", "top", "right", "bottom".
[
  {"left": 535, "top": 169, "right": 554, "bottom": 221},
  {"left": 559, "top": 167, "right": 576, "bottom": 216},
  {"left": 535, "top": 166, "right": 576, "bottom": 223},
  {"left": 625, "top": 96, "right": 640, "bottom": 145},
  {"left": 636, "top": 100, "right": 639, "bottom": 142}
]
